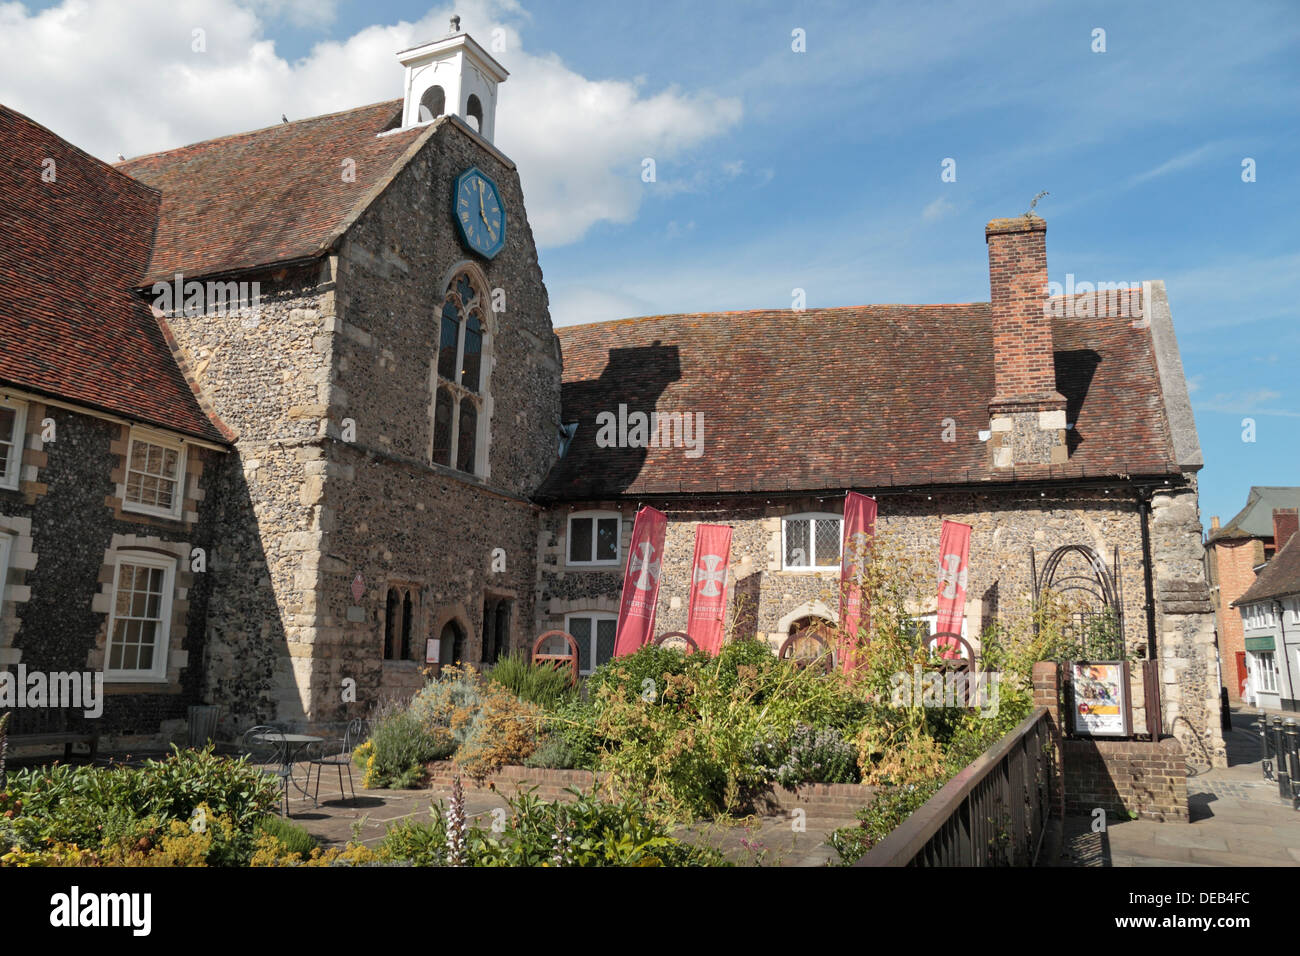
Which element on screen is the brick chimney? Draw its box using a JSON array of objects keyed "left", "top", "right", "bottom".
[
  {"left": 985, "top": 215, "right": 1068, "bottom": 469},
  {"left": 1273, "top": 507, "right": 1299, "bottom": 552}
]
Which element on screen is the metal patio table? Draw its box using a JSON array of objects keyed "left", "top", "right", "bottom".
[{"left": 253, "top": 732, "right": 325, "bottom": 807}]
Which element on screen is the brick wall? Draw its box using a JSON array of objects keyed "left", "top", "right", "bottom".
[
  {"left": 1211, "top": 538, "right": 1264, "bottom": 700},
  {"left": 1032, "top": 661, "right": 1188, "bottom": 822}
]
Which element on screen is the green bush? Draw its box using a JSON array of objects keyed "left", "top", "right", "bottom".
[
  {"left": 588, "top": 643, "right": 692, "bottom": 700},
  {"left": 488, "top": 651, "right": 575, "bottom": 708},
  {"left": 522, "top": 735, "right": 577, "bottom": 770},
  {"left": 829, "top": 781, "right": 941, "bottom": 864},
  {"left": 544, "top": 697, "right": 603, "bottom": 771},
  {"left": 0, "top": 748, "right": 283, "bottom": 865},
  {"left": 365, "top": 702, "right": 455, "bottom": 789},
  {"left": 139, "top": 745, "right": 282, "bottom": 831},
  {"left": 379, "top": 787, "right": 727, "bottom": 867},
  {"left": 751, "top": 723, "right": 860, "bottom": 787},
  {"left": 255, "top": 814, "right": 319, "bottom": 857}
]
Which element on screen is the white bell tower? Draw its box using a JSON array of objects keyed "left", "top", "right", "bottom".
[{"left": 397, "top": 16, "right": 509, "bottom": 143}]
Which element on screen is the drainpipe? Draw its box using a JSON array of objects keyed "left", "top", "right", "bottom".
[
  {"left": 1276, "top": 599, "right": 1296, "bottom": 712},
  {"left": 1136, "top": 486, "right": 1158, "bottom": 660}
]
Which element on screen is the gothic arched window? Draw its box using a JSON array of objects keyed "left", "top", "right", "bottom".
[{"left": 432, "top": 267, "right": 491, "bottom": 476}]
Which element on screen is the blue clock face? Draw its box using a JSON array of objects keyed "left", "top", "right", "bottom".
[{"left": 453, "top": 167, "right": 506, "bottom": 259}]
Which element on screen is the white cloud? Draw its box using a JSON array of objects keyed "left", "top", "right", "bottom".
[
  {"left": 0, "top": 0, "right": 741, "bottom": 248},
  {"left": 922, "top": 196, "right": 955, "bottom": 221}
]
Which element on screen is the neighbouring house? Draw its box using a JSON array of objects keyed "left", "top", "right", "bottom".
[
  {"left": 1205, "top": 489, "right": 1300, "bottom": 700},
  {"left": 0, "top": 23, "right": 1227, "bottom": 766},
  {"left": 1229, "top": 509, "right": 1300, "bottom": 710}
]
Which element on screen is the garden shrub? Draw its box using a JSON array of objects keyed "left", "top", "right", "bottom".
[
  {"left": 378, "top": 786, "right": 727, "bottom": 867},
  {"left": 587, "top": 643, "right": 692, "bottom": 700},
  {"left": 751, "top": 723, "right": 859, "bottom": 787},
  {"left": 364, "top": 700, "right": 455, "bottom": 789},
  {"left": 488, "top": 650, "right": 575, "bottom": 708},
  {"left": 255, "top": 814, "right": 318, "bottom": 858},
  {"left": 522, "top": 734, "right": 576, "bottom": 770}
]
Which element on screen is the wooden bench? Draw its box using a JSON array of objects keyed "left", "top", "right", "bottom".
[{"left": 7, "top": 730, "right": 100, "bottom": 760}]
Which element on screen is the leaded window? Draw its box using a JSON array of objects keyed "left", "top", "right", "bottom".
[{"left": 432, "top": 269, "right": 490, "bottom": 475}]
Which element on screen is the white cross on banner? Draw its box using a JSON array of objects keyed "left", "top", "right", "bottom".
[
  {"left": 613, "top": 506, "right": 668, "bottom": 658},
  {"left": 935, "top": 519, "right": 973, "bottom": 658},
  {"left": 686, "top": 524, "right": 733, "bottom": 655}
]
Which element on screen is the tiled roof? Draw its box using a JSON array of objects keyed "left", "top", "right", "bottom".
[
  {"left": 1209, "top": 486, "right": 1300, "bottom": 543},
  {"left": 1234, "top": 531, "right": 1300, "bottom": 605},
  {"left": 540, "top": 296, "right": 1180, "bottom": 498},
  {"left": 0, "top": 105, "right": 228, "bottom": 444},
  {"left": 118, "top": 100, "right": 422, "bottom": 284}
]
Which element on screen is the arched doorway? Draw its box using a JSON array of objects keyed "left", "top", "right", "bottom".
[
  {"left": 439, "top": 619, "right": 467, "bottom": 668},
  {"left": 780, "top": 616, "right": 836, "bottom": 670}
]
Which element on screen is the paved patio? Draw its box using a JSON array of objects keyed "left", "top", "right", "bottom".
[
  {"left": 1056, "top": 709, "right": 1300, "bottom": 866},
  {"left": 281, "top": 765, "right": 862, "bottom": 866}
]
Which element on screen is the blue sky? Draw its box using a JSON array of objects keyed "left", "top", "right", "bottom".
[{"left": 4, "top": 0, "right": 1297, "bottom": 524}]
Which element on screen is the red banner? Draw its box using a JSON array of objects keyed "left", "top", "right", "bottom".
[
  {"left": 935, "top": 520, "right": 972, "bottom": 658},
  {"left": 838, "top": 492, "right": 878, "bottom": 672},
  {"left": 613, "top": 506, "right": 668, "bottom": 658},
  {"left": 686, "top": 524, "right": 732, "bottom": 655}
]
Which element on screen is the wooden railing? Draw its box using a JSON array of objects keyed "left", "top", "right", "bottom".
[{"left": 855, "top": 706, "right": 1054, "bottom": 867}]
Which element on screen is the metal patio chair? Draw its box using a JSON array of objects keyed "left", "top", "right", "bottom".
[
  {"left": 243, "top": 724, "right": 291, "bottom": 817},
  {"left": 307, "top": 718, "right": 367, "bottom": 805}
]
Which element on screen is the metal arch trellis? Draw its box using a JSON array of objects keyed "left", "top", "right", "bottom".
[{"left": 1030, "top": 543, "right": 1126, "bottom": 660}]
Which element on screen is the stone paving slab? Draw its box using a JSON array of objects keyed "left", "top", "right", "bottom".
[{"left": 1055, "top": 708, "right": 1300, "bottom": 867}]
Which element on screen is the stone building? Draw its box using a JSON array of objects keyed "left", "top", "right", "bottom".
[
  {"left": 1205, "top": 488, "right": 1300, "bottom": 700},
  {"left": 0, "top": 24, "right": 1226, "bottom": 765}
]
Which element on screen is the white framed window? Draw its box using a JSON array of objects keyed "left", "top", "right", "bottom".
[
  {"left": 567, "top": 511, "right": 621, "bottom": 566},
  {"left": 123, "top": 428, "right": 186, "bottom": 520},
  {"left": 562, "top": 612, "right": 618, "bottom": 675},
  {"left": 105, "top": 551, "right": 176, "bottom": 681},
  {"left": 782, "top": 513, "right": 842, "bottom": 570},
  {"left": 0, "top": 398, "right": 28, "bottom": 492},
  {"left": 1254, "top": 651, "right": 1279, "bottom": 694}
]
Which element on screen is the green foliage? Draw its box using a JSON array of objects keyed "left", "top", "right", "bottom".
[
  {"left": 365, "top": 700, "right": 456, "bottom": 789},
  {"left": 829, "top": 781, "right": 942, "bottom": 864},
  {"left": 0, "top": 749, "right": 283, "bottom": 866},
  {"left": 542, "top": 697, "right": 602, "bottom": 771},
  {"left": 522, "top": 734, "right": 577, "bottom": 770},
  {"left": 751, "top": 723, "right": 859, "bottom": 787},
  {"left": 488, "top": 651, "right": 575, "bottom": 708},
  {"left": 587, "top": 643, "right": 870, "bottom": 819},
  {"left": 588, "top": 643, "right": 692, "bottom": 700},
  {"left": 394, "top": 665, "right": 543, "bottom": 782},
  {"left": 379, "top": 787, "right": 727, "bottom": 867},
  {"left": 138, "top": 745, "right": 281, "bottom": 831},
  {"left": 255, "top": 814, "right": 318, "bottom": 857}
]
